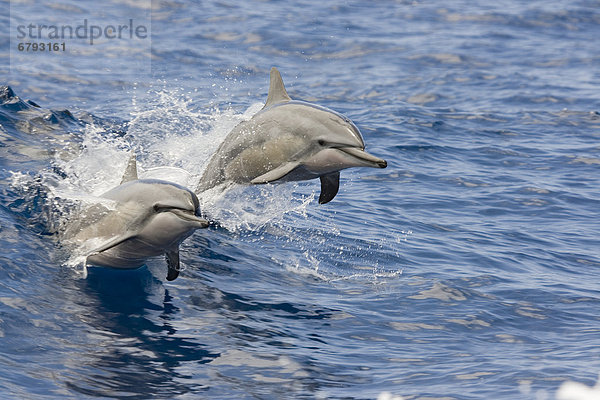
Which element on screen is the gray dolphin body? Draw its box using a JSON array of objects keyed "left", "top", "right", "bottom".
[
  {"left": 77, "top": 155, "right": 209, "bottom": 281},
  {"left": 197, "top": 67, "right": 387, "bottom": 204}
]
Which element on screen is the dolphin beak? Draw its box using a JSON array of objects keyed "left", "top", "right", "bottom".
[
  {"left": 170, "top": 209, "right": 210, "bottom": 228},
  {"left": 338, "top": 147, "right": 388, "bottom": 169}
]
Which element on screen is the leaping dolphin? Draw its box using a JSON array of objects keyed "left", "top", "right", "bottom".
[
  {"left": 72, "top": 154, "right": 209, "bottom": 281},
  {"left": 197, "top": 67, "right": 387, "bottom": 204}
]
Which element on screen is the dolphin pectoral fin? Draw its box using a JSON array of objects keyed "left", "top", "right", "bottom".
[
  {"left": 120, "top": 152, "right": 139, "bottom": 184},
  {"left": 89, "top": 232, "right": 139, "bottom": 256},
  {"left": 319, "top": 171, "right": 340, "bottom": 204},
  {"left": 250, "top": 161, "right": 301, "bottom": 184},
  {"left": 165, "top": 249, "right": 180, "bottom": 281},
  {"left": 263, "top": 67, "right": 291, "bottom": 109}
]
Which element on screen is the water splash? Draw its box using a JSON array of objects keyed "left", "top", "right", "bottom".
[
  {"left": 126, "top": 86, "right": 262, "bottom": 183},
  {"left": 199, "top": 183, "right": 316, "bottom": 232},
  {"left": 126, "top": 87, "right": 317, "bottom": 232},
  {"left": 52, "top": 124, "right": 131, "bottom": 197},
  {"left": 8, "top": 87, "right": 408, "bottom": 284},
  {"left": 8, "top": 88, "right": 322, "bottom": 271}
]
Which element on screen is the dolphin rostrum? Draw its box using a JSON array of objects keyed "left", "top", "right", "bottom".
[
  {"left": 197, "top": 67, "right": 387, "bottom": 204},
  {"left": 73, "top": 154, "right": 209, "bottom": 281}
]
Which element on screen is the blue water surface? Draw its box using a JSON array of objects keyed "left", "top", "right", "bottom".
[{"left": 1, "top": 1, "right": 600, "bottom": 399}]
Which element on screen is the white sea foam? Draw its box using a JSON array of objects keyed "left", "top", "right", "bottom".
[
  {"left": 377, "top": 392, "right": 404, "bottom": 400},
  {"left": 557, "top": 375, "right": 600, "bottom": 400}
]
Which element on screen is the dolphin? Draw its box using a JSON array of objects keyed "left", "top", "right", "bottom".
[
  {"left": 197, "top": 67, "right": 387, "bottom": 204},
  {"left": 73, "top": 154, "right": 209, "bottom": 281}
]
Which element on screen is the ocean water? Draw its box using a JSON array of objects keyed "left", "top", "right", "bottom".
[{"left": 1, "top": 1, "right": 600, "bottom": 399}]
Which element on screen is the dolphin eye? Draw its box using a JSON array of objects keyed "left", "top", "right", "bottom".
[{"left": 318, "top": 139, "right": 326, "bottom": 146}]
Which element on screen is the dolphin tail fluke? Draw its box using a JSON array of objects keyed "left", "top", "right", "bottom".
[
  {"left": 166, "top": 248, "right": 180, "bottom": 281},
  {"left": 120, "top": 152, "right": 139, "bottom": 184},
  {"left": 263, "top": 67, "right": 291, "bottom": 109},
  {"left": 319, "top": 171, "right": 340, "bottom": 204}
]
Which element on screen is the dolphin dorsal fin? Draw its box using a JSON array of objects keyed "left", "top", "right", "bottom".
[
  {"left": 120, "top": 152, "right": 138, "bottom": 184},
  {"left": 263, "top": 67, "right": 291, "bottom": 109}
]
